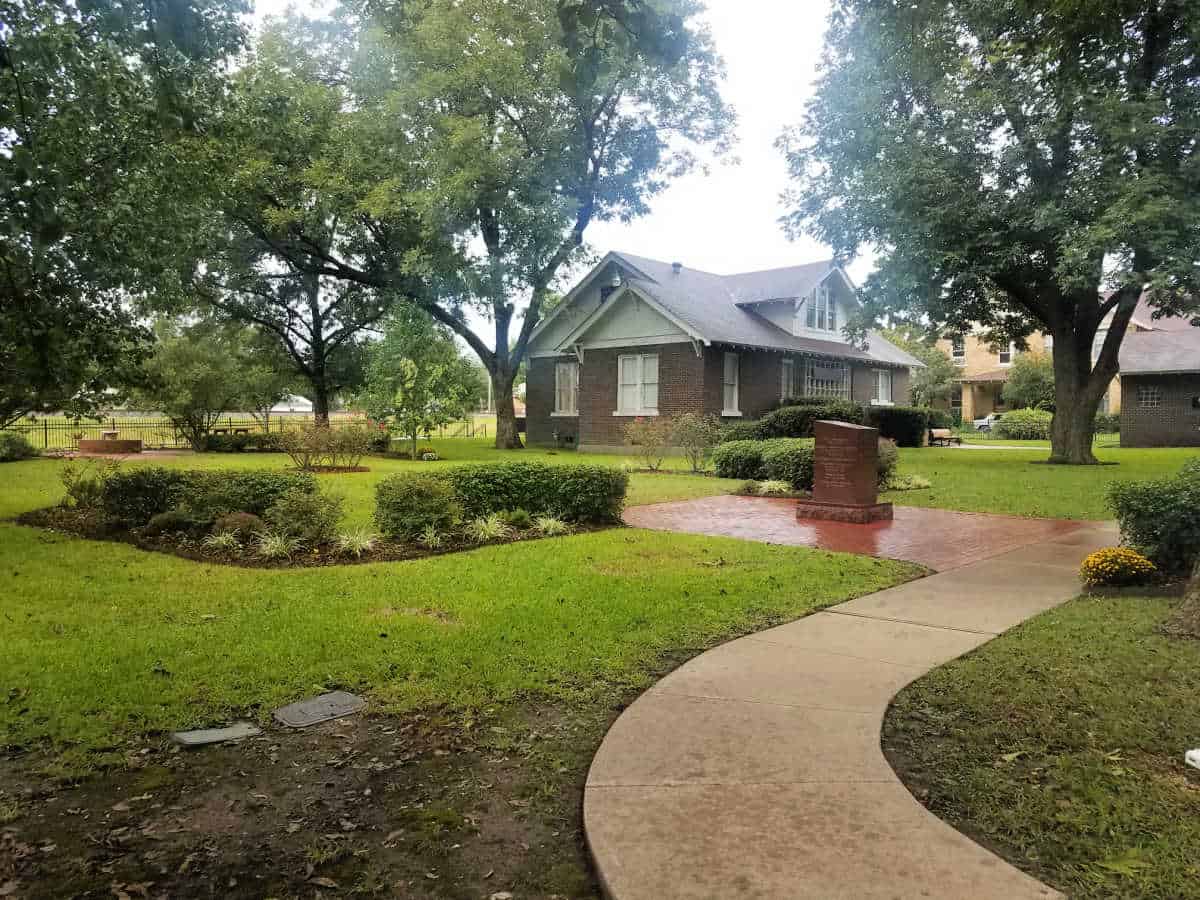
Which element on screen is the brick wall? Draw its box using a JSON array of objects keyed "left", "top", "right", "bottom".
[
  {"left": 1120, "top": 374, "right": 1200, "bottom": 447},
  {"left": 526, "top": 356, "right": 579, "bottom": 447}
]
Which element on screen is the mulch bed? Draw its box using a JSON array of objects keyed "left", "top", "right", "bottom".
[{"left": 17, "top": 507, "right": 609, "bottom": 569}]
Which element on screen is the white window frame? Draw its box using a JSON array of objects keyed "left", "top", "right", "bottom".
[
  {"left": 800, "top": 283, "right": 838, "bottom": 335},
  {"left": 552, "top": 360, "right": 579, "bottom": 416},
  {"left": 781, "top": 358, "right": 795, "bottom": 402},
  {"left": 871, "top": 369, "right": 894, "bottom": 406},
  {"left": 1137, "top": 384, "right": 1162, "bottom": 409},
  {"left": 950, "top": 384, "right": 963, "bottom": 410},
  {"left": 999, "top": 341, "right": 1017, "bottom": 366},
  {"left": 722, "top": 352, "right": 741, "bottom": 416},
  {"left": 804, "top": 359, "right": 850, "bottom": 399},
  {"left": 951, "top": 336, "right": 966, "bottom": 364},
  {"left": 615, "top": 353, "right": 659, "bottom": 416}
]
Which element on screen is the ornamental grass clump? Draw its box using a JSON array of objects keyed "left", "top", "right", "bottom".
[{"left": 1080, "top": 547, "right": 1157, "bottom": 588}]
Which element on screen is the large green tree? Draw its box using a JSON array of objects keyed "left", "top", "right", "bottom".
[
  {"left": 781, "top": 0, "right": 1200, "bottom": 464},
  {"left": 222, "top": 2, "right": 733, "bottom": 448},
  {"left": 0, "top": 0, "right": 246, "bottom": 426}
]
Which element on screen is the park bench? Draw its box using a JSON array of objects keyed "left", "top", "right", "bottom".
[{"left": 929, "top": 427, "right": 962, "bottom": 446}]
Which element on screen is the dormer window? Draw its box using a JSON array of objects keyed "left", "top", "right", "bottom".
[{"left": 801, "top": 283, "right": 838, "bottom": 334}]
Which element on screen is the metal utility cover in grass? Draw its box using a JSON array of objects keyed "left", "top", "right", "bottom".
[
  {"left": 171, "top": 721, "right": 262, "bottom": 747},
  {"left": 273, "top": 691, "right": 365, "bottom": 728}
]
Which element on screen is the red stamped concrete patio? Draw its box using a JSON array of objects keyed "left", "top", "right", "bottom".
[{"left": 624, "top": 494, "right": 1089, "bottom": 571}]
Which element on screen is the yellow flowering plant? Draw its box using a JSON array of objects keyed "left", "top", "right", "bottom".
[{"left": 1080, "top": 547, "right": 1157, "bottom": 588}]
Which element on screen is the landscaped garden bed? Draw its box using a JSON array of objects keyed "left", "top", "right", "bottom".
[{"left": 19, "top": 460, "right": 628, "bottom": 569}]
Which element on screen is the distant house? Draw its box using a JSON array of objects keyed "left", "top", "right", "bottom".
[
  {"left": 525, "top": 252, "right": 922, "bottom": 451},
  {"left": 933, "top": 294, "right": 1189, "bottom": 423},
  {"left": 1119, "top": 325, "right": 1200, "bottom": 447},
  {"left": 270, "top": 394, "right": 314, "bottom": 414}
]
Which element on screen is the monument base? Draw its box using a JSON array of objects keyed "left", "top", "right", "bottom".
[
  {"left": 78, "top": 438, "right": 143, "bottom": 454},
  {"left": 796, "top": 499, "right": 894, "bottom": 524}
]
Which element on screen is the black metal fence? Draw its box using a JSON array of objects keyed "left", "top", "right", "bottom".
[{"left": 3, "top": 415, "right": 489, "bottom": 451}]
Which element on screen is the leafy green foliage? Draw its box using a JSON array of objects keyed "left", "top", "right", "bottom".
[
  {"left": 1094, "top": 412, "right": 1120, "bottom": 435},
  {"left": 994, "top": 408, "right": 1054, "bottom": 440},
  {"left": 782, "top": 1, "right": 1200, "bottom": 463},
  {"left": 883, "top": 331, "right": 959, "bottom": 407},
  {"left": 437, "top": 463, "right": 627, "bottom": 524},
  {"left": 623, "top": 417, "right": 673, "bottom": 471},
  {"left": 211, "top": 512, "right": 266, "bottom": 540},
  {"left": 278, "top": 423, "right": 374, "bottom": 470},
  {"left": 374, "top": 474, "right": 463, "bottom": 539},
  {"left": 501, "top": 509, "right": 534, "bottom": 530},
  {"left": 202, "top": 531, "right": 242, "bottom": 552},
  {"left": 265, "top": 489, "right": 345, "bottom": 546},
  {"left": 143, "top": 510, "right": 197, "bottom": 537},
  {"left": 713, "top": 440, "right": 772, "bottom": 480},
  {"left": 336, "top": 529, "right": 379, "bottom": 558},
  {"left": 464, "top": 514, "right": 514, "bottom": 543},
  {"left": 0, "top": 432, "right": 35, "bottom": 462},
  {"left": 1109, "top": 460, "right": 1200, "bottom": 575},
  {"left": 102, "top": 467, "right": 315, "bottom": 525},
  {"left": 357, "top": 308, "right": 481, "bottom": 459},
  {"left": 866, "top": 406, "right": 931, "bottom": 448},
  {"left": 1001, "top": 353, "right": 1056, "bottom": 411},
  {"left": 255, "top": 532, "right": 301, "bottom": 560},
  {"left": 671, "top": 413, "right": 722, "bottom": 473},
  {"left": 533, "top": 515, "right": 571, "bottom": 536},
  {"left": 876, "top": 438, "right": 899, "bottom": 485},
  {"left": 101, "top": 468, "right": 191, "bottom": 525},
  {"left": 755, "top": 401, "right": 863, "bottom": 439},
  {"left": 759, "top": 442, "right": 816, "bottom": 491},
  {"left": 717, "top": 421, "right": 761, "bottom": 443}
]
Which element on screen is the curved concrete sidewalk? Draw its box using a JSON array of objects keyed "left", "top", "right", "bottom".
[{"left": 584, "top": 521, "right": 1117, "bottom": 899}]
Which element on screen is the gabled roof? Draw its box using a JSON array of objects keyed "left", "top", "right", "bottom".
[
  {"left": 1120, "top": 327, "right": 1200, "bottom": 374},
  {"left": 1102, "top": 290, "right": 1196, "bottom": 333},
  {"left": 550, "top": 252, "right": 922, "bottom": 368}
]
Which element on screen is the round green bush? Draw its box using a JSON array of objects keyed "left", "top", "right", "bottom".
[
  {"left": 755, "top": 401, "right": 864, "bottom": 439},
  {"left": 713, "top": 440, "right": 767, "bottom": 479},
  {"left": 212, "top": 512, "right": 267, "bottom": 539},
  {"left": 264, "top": 488, "right": 344, "bottom": 545},
  {"left": 375, "top": 474, "right": 463, "bottom": 539},
  {"left": 759, "top": 441, "right": 815, "bottom": 491},
  {"left": 0, "top": 431, "right": 36, "bottom": 462},
  {"left": 994, "top": 408, "right": 1053, "bottom": 440},
  {"left": 876, "top": 438, "right": 899, "bottom": 486},
  {"left": 143, "top": 509, "right": 196, "bottom": 537}
]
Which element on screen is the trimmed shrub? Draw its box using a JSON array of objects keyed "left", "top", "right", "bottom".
[
  {"left": 143, "top": 509, "right": 196, "bottom": 537},
  {"left": 713, "top": 440, "right": 767, "bottom": 479},
  {"left": 759, "top": 440, "right": 815, "bottom": 491},
  {"left": 926, "top": 408, "right": 955, "bottom": 429},
  {"left": 0, "top": 432, "right": 36, "bottom": 462},
  {"left": 994, "top": 408, "right": 1053, "bottom": 440},
  {"left": 60, "top": 459, "right": 118, "bottom": 510},
  {"left": 212, "top": 512, "right": 266, "bottom": 540},
  {"left": 265, "top": 488, "right": 344, "bottom": 545},
  {"left": 102, "top": 467, "right": 315, "bottom": 526},
  {"left": 202, "top": 432, "right": 284, "bottom": 453},
  {"left": 876, "top": 438, "right": 899, "bottom": 486},
  {"left": 102, "top": 467, "right": 190, "bottom": 524},
  {"left": 437, "top": 462, "right": 627, "bottom": 523},
  {"left": 501, "top": 508, "right": 534, "bottom": 530},
  {"left": 717, "top": 421, "right": 760, "bottom": 443},
  {"left": 374, "top": 474, "right": 463, "bottom": 539},
  {"left": 866, "top": 406, "right": 931, "bottom": 447},
  {"left": 1094, "top": 412, "right": 1121, "bottom": 434},
  {"left": 1109, "top": 461, "right": 1200, "bottom": 575},
  {"left": 755, "top": 401, "right": 864, "bottom": 439},
  {"left": 1080, "top": 547, "right": 1157, "bottom": 587}
]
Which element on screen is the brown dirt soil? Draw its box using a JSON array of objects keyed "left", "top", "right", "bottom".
[
  {"left": 16, "top": 508, "right": 611, "bottom": 570},
  {"left": 0, "top": 701, "right": 620, "bottom": 899}
]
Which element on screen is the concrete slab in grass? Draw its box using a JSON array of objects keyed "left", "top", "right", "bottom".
[
  {"left": 650, "top": 637, "right": 926, "bottom": 713},
  {"left": 585, "top": 781, "right": 1062, "bottom": 900},
  {"left": 273, "top": 691, "right": 365, "bottom": 728},
  {"left": 587, "top": 691, "right": 891, "bottom": 787},
  {"left": 171, "top": 721, "right": 262, "bottom": 747},
  {"left": 746, "top": 610, "right": 990, "bottom": 669}
]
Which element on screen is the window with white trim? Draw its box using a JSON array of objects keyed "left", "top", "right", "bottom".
[
  {"left": 950, "top": 385, "right": 963, "bottom": 409},
  {"left": 1137, "top": 384, "right": 1162, "bottom": 408},
  {"left": 804, "top": 360, "right": 850, "bottom": 399},
  {"left": 872, "top": 369, "right": 893, "bottom": 405},
  {"left": 999, "top": 341, "right": 1017, "bottom": 365},
  {"left": 722, "top": 352, "right": 740, "bottom": 414},
  {"left": 553, "top": 360, "right": 579, "bottom": 415},
  {"left": 951, "top": 335, "right": 965, "bottom": 363},
  {"left": 781, "top": 357, "right": 802, "bottom": 401},
  {"left": 802, "top": 284, "right": 838, "bottom": 334},
  {"left": 617, "top": 354, "right": 658, "bottom": 415}
]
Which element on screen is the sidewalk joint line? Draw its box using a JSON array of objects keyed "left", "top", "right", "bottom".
[
  {"left": 647, "top": 688, "right": 879, "bottom": 715},
  {"left": 822, "top": 608, "right": 999, "bottom": 635}
]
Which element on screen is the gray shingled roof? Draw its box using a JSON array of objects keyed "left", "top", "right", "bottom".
[
  {"left": 1120, "top": 327, "right": 1200, "bottom": 374},
  {"left": 609, "top": 253, "right": 923, "bottom": 368}
]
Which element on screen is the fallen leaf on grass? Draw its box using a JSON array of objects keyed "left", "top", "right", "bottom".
[
  {"left": 308, "top": 877, "right": 339, "bottom": 889},
  {"left": 1094, "top": 848, "right": 1152, "bottom": 878}
]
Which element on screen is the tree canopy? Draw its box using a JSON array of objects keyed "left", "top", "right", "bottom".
[
  {"left": 781, "top": 0, "right": 1200, "bottom": 463},
  {"left": 1002, "top": 351, "right": 1056, "bottom": 411}
]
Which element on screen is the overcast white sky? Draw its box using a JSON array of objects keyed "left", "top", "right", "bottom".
[{"left": 252, "top": 0, "right": 866, "bottom": 340}]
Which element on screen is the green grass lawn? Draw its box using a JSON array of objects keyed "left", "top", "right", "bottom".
[
  {"left": 0, "top": 447, "right": 914, "bottom": 765},
  {"left": 884, "top": 593, "right": 1200, "bottom": 899},
  {"left": 883, "top": 445, "right": 1198, "bottom": 519}
]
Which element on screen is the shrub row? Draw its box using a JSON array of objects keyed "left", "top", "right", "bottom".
[
  {"left": 720, "top": 400, "right": 943, "bottom": 448},
  {"left": 201, "top": 432, "right": 284, "bottom": 453},
  {"left": 1109, "top": 458, "right": 1200, "bottom": 575},
  {"left": 102, "top": 467, "right": 316, "bottom": 525},
  {"left": 864, "top": 406, "right": 931, "bottom": 447},
  {"left": 755, "top": 400, "right": 864, "bottom": 439},
  {"left": 373, "top": 463, "right": 628, "bottom": 539},
  {"left": 714, "top": 437, "right": 898, "bottom": 490}
]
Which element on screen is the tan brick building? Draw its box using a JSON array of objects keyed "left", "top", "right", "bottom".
[{"left": 525, "top": 253, "right": 921, "bottom": 452}]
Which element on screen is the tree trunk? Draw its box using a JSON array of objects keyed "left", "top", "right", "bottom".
[
  {"left": 411, "top": 427, "right": 419, "bottom": 461},
  {"left": 310, "top": 375, "right": 331, "bottom": 427},
  {"left": 1047, "top": 327, "right": 1106, "bottom": 465},
  {"left": 493, "top": 368, "right": 522, "bottom": 449}
]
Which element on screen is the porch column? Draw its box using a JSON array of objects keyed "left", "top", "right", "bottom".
[{"left": 959, "top": 382, "right": 976, "bottom": 423}]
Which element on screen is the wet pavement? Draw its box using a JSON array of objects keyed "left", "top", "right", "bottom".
[{"left": 623, "top": 495, "right": 1090, "bottom": 571}]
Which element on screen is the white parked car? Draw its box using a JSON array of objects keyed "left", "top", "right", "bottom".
[{"left": 973, "top": 413, "right": 1004, "bottom": 432}]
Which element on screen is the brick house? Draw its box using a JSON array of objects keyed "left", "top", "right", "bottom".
[
  {"left": 525, "top": 253, "right": 922, "bottom": 452},
  {"left": 1119, "top": 327, "right": 1200, "bottom": 447}
]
